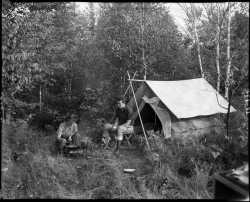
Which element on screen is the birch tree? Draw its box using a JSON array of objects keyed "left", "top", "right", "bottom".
[
  {"left": 225, "top": 2, "right": 232, "bottom": 99},
  {"left": 180, "top": 3, "right": 204, "bottom": 77},
  {"left": 202, "top": 3, "right": 229, "bottom": 92},
  {"left": 88, "top": 2, "right": 95, "bottom": 37},
  {"left": 140, "top": 2, "right": 147, "bottom": 79},
  {"left": 216, "top": 5, "right": 221, "bottom": 92}
]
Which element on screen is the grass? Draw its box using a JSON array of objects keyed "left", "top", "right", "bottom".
[
  {"left": 3, "top": 115, "right": 245, "bottom": 199},
  {"left": 1, "top": 120, "right": 161, "bottom": 199},
  {"left": 144, "top": 153, "right": 213, "bottom": 199},
  {"left": 143, "top": 130, "right": 216, "bottom": 199}
]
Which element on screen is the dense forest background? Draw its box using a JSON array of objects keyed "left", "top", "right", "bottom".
[
  {"left": 1, "top": 2, "right": 249, "bottom": 199},
  {"left": 2, "top": 2, "right": 249, "bottom": 125}
]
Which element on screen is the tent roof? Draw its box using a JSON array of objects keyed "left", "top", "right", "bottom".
[{"left": 145, "top": 78, "right": 236, "bottom": 119}]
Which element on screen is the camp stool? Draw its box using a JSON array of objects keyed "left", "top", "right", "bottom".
[
  {"left": 102, "top": 130, "right": 111, "bottom": 149},
  {"left": 79, "top": 136, "right": 93, "bottom": 157},
  {"left": 123, "top": 131, "right": 134, "bottom": 148}
]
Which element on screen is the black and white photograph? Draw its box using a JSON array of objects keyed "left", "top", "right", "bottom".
[{"left": 1, "top": 1, "right": 249, "bottom": 199}]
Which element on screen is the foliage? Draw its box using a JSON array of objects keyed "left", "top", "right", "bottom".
[
  {"left": 2, "top": 2, "right": 248, "bottom": 124},
  {"left": 198, "top": 3, "right": 248, "bottom": 95},
  {"left": 148, "top": 162, "right": 212, "bottom": 199},
  {"left": 2, "top": 122, "right": 161, "bottom": 199},
  {"left": 1, "top": 2, "right": 248, "bottom": 199},
  {"left": 96, "top": 3, "right": 185, "bottom": 83},
  {"left": 2, "top": 1, "right": 87, "bottom": 120},
  {"left": 140, "top": 113, "right": 248, "bottom": 198},
  {"left": 27, "top": 110, "right": 56, "bottom": 131}
]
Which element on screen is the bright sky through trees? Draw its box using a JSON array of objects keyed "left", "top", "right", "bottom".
[
  {"left": 75, "top": 2, "right": 249, "bottom": 35},
  {"left": 75, "top": 2, "right": 187, "bottom": 33}
]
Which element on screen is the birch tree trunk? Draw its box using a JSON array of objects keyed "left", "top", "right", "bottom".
[
  {"left": 141, "top": 3, "right": 147, "bottom": 80},
  {"left": 64, "top": 83, "right": 67, "bottom": 94},
  {"left": 88, "top": 2, "right": 95, "bottom": 37},
  {"left": 6, "top": 109, "right": 11, "bottom": 124},
  {"left": 194, "top": 22, "right": 204, "bottom": 77},
  {"left": 67, "top": 79, "right": 71, "bottom": 100},
  {"left": 191, "top": 4, "right": 204, "bottom": 78},
  {"left": 39, "top": 85, "right": 42, "bottom": 112},
  {"left": 225, "top": 2, "right": 231, "bottom": 99},
  {"left": 2, "top": 102, "right": 5, "bottom": 123},
  {"left": 216, "top": 5, "right": 221, "bottom": 92},
  {"left": 44, "top": 85, "right": 47, "bottom": 110},
  {"left": 69, "top": 78, "right": 72, "bottom": 101},
  {"left": 73, "top": 2, "right": 76, "bottom": 16},
  {"left": 142, "top": 46, "right": 147, "bottom": 80}
]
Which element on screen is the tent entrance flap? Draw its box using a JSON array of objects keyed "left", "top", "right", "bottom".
[
  {"left": 149, "top": 103, "right": 171, "bottom": 138},
  {"left": 134, "top": 103, "right": 162, "bottom": 132},
  {"left": 143, "top": 96, "right": 171, "bottom": 138}
]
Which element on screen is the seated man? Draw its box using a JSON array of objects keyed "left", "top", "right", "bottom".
[
  {"left": 56, "top": 113, "right": 81, "bottom": 154},
  {"left": 103, "top": 98, "right": 134, "bottom": 153}
]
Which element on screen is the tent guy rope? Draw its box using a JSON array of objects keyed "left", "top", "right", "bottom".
[{"left": 127, "top": 71, "right": 151, "bottom": 151}]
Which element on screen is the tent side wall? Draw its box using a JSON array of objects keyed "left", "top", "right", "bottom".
[{"left": 171, "top": 114, "right": 225, "bottom": 143}]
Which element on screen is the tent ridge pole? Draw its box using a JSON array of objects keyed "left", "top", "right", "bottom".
[
  {"left": 128, "top": 79, "right": 146, "bottom": 82},
  {"left": 127, "top": 71, "right": 151, "bottom": 151}
]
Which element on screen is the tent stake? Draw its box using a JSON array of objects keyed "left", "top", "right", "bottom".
[{"left": 127, "top": 71, "right": 151, "bottom": 151}]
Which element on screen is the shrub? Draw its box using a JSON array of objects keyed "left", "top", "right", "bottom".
[
  {"left": 45, "top": 93, "right": 83, "bottom": 116},
  {"left": 27, "top": 108, "right": 82, "bottom": 132},
  {"left": 28, "top": 110, "right": 55, "bottom": 131},
  {"left": 177, "top": 152, "right": 195, "bottom": 178},
  {"left": 79, "top": 88, "right": 114, "bottom": 121}
]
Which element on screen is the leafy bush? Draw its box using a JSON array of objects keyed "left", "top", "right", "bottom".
[
  {"left": 27, "top": 108, "right": 82, "bottom": 132},
  {"left": 143, "top": 124, "right": 248, "bottom": 193},
  {"left": 200, "top": 127, "right": 248, "bottom": 170},
  {"left": 80, "top": 88, "right": 114, "bottom": 121},
  {"left": 45, "top": 93, "right": 83, "bottom": 116},
  {"left": 28, "top": 110, "right": 56, "bottom": 131},
  {"left": 146, "top": 161, "right": 212, "bottom": 199},
  {"left": 177, "top": 154, "right": 195, "bottom": 178}
]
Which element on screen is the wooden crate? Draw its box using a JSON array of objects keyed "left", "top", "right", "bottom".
[{"left": 214, "top": 171, "right": 249, "bottom": 200}]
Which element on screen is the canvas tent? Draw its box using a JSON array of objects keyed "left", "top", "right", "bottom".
[{"left": 127, "top": 78, "right": 237, "bottom": 139}]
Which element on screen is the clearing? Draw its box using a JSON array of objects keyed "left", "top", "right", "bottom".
[{"left": 1, "top": 118, "right": 161, "bottom": 199}]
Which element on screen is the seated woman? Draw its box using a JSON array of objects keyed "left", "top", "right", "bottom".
[{"left": 56, "top": 113, "right": 81, "bottom": 153}]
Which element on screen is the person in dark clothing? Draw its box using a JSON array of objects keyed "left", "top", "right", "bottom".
[{"left": 103, "top": 99, "right": 134, "bottom": 153}]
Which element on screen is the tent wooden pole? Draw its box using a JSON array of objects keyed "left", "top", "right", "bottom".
[
  {"left": 123, "top": 71, "right": 137, "bottom": 98},
  {"left": 128, "top": 79, "right": 146, "bottom": 82},
  {"left": 127, "top": 71, "right": 151, "bottom": 151}
]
